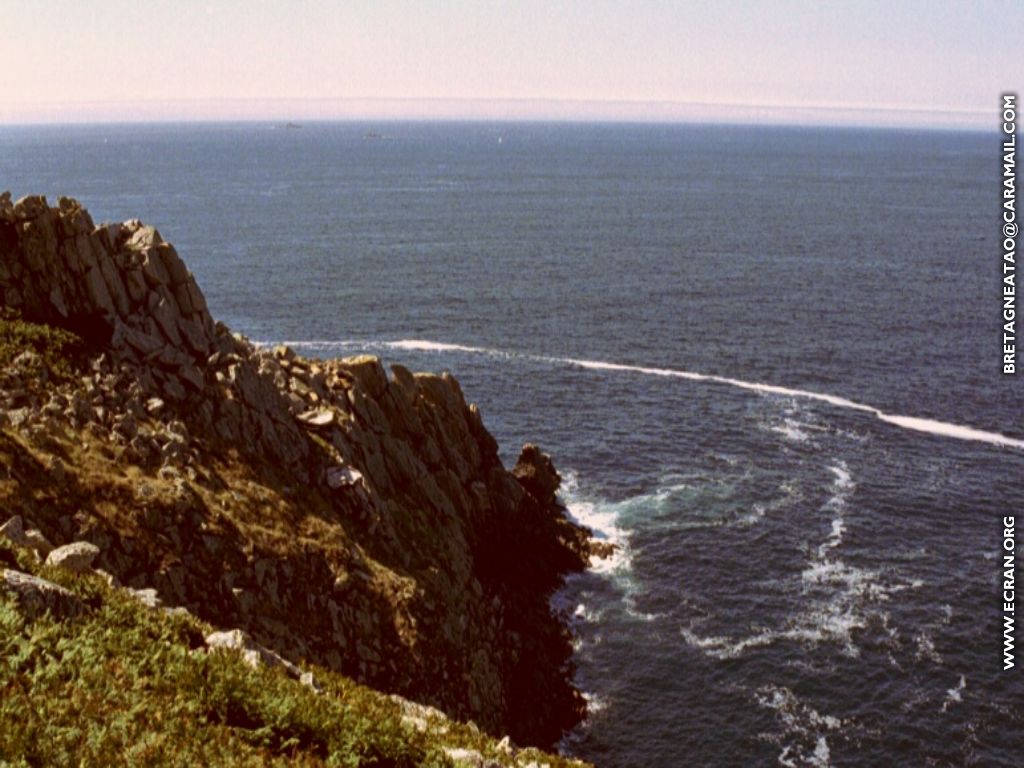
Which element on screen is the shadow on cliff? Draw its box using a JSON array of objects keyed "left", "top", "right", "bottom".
[{"left": 1, "top": 193, "right": 592, "bottom": 750}]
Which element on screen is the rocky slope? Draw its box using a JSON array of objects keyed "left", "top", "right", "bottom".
[{"left": 0, "top": 192, "right": 596, "bottom": 751}]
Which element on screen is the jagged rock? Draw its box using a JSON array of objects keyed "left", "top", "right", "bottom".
[
  {"left": 0, "top": 194, "right": 596, "bottom": 750},
  {"left": 1, "top": 569, "right": 85, "bottom": 619},
  {"left": 0, "top": 516, "right": 54, "bottom": 560},
  {"left": 512, "top": 444, "right": 562, "bottom": 507},
  {"left": 24, "top": 529, "right": 54, "bottom": 558},
  {"left": 0, "top": 516, "right": 29, "bottom": 548},
  {"left": 45, "top": 541, "right": 100, "bottom": 573},
  {"left": 326, "top": 465, "right": 363, "bottom": 489},
  {"left": 272, "top": 344, "right": 295, "bottom": 361},
  {"left": 588, "top": 540, "right": 617, "bottom": 560},
  {"left": 336, "top": 355, "right": 389, "bottom": 398},
  {"left": 13, "top": 195, "right": 48, "bottom": 221},
  {"left": 113, "top": 413, "right": 138, "bottom": 440}
]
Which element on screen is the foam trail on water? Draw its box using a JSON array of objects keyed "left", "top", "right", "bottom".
[
  {"left": 260, "top": 338, "right": 1024, "bottom": 450},
  {"left": 389, "top": 339, "right": 496, "bottom": 355}
]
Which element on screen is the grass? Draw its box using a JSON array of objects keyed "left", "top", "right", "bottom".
[
  {"left": 0, "top": 540, "right": 589, "bottom": 767},
  {"left": 0, "top": 309, "right": 85, "bottom": 381},
  {"left": 0, "top": 545, "right": 454, "bottom": 768}
]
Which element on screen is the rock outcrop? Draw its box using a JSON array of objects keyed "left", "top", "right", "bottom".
[
  {"left": 1, "top": 569, "right": 85, "bottom": 619},
  {"left": 0, "top": 193, "right": 592, "bottom": 748}
]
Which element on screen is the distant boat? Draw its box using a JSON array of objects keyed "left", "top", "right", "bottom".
[
  {"left": 365, "top": 131, "right": 384, "bottom": 140},
  {"left": 284, "top": 122, "right": 302, "bottom": 130}
]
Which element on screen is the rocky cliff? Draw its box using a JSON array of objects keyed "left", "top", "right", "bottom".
[{"left": 0, "top": 192, "right": 594, "bottom": 749}]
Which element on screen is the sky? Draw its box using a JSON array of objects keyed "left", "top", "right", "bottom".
[{"left": 0, "top": 0, "right": 1019, "bottom": 129}]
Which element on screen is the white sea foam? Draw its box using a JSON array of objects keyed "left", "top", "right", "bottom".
[
  {"left": 941, "top": 675, "right": 966, "bottom": 712},
  {"left": 811, "top": 736, "right": 832, "bottom": 768},
  {"left": 756, "top": 685, "right": 841, "bottom": 768},
  {"left": 388, "top": 339, "right": 495, "bottom": 355},
  {"left": 682, "top": 461, "right": 918, "bottom": 661},
  {"left": 572, "top": 602, "right": 604, "bottom": 623},
  {"left": 682, "top": 607, "right": 869, "bottom": 661},
  {"left": 915, "top": 633, "right": 943, "bottom": 665},
  {"left": 560, "top": 472, "right": 633, "bottom": 578},
  {"left": 582, "top": 690, "right": 608, "bottom": 714},
  {"left": 823, "top": 518, "right": 846, "bottom": 548},
  {"left": 771, "top": 419, "right": 814, "bottom": 444},
  {"left": 259, "top": 337, "right": 1024, "bottom": 450},
  {"left": 828, "top": 463, "right": 855, "bottom": 491},
  {"left": 815, "top": 462, "right": 853, "bottom": 558},
  {"left": 738, "top": 502, "right": 768, "bottom": 527},
  {"left": 556, "top": 471, "right": 676, "bottom": 631}
]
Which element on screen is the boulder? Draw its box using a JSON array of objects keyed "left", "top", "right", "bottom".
[
  {"left": 1, "top": 569, "right": 85, "bottom": 619},
  {"left": 45, "top": 541, "right": 100, "bottom": 573},
  {"left": 127, "top": 587, "right": 162, "bottom": 609}
]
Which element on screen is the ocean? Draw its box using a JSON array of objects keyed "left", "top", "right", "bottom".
[{"left": 2, "top": 121, "right": 1021, "bottom": 766}]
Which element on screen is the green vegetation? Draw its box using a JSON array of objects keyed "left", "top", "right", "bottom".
[
  {"left": 0, "top": 309, "right": 84, "bottom": 380},
  {"left": 0, "top": 545, "right": 454, "bottom": 767}
]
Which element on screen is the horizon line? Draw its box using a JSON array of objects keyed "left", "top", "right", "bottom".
[{"left": 0, "top": 96, "right": 995, "bottom": 132}]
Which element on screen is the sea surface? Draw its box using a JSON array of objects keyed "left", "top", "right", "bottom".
[{"left": 3, "top": 121, "right": 1022, "bottom": 766}]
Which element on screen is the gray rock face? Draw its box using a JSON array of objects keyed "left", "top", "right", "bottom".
[
  {"left": 0, "top": 195, "right": 216, "bottom": 418},
  {"left": 0, "top": 193, "right": 313, "bottom": 472},
  {"left": 45, "top": 541, "right": 100, "bottom": 573},
  {"left": 1, "top": 569, "right": 84, "bottom": 619}
]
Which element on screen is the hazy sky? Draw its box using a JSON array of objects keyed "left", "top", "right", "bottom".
[{"left": 1, "top": 0, "right": 1019, "bottom": 127}]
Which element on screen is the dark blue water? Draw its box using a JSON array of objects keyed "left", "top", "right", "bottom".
[{"left": 3, "top": 122, "right": 1022, "bottom": 766}]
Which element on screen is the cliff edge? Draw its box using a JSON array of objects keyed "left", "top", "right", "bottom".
[{"left": 0, "top": 192, "right": 593, "bottom": 751}]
